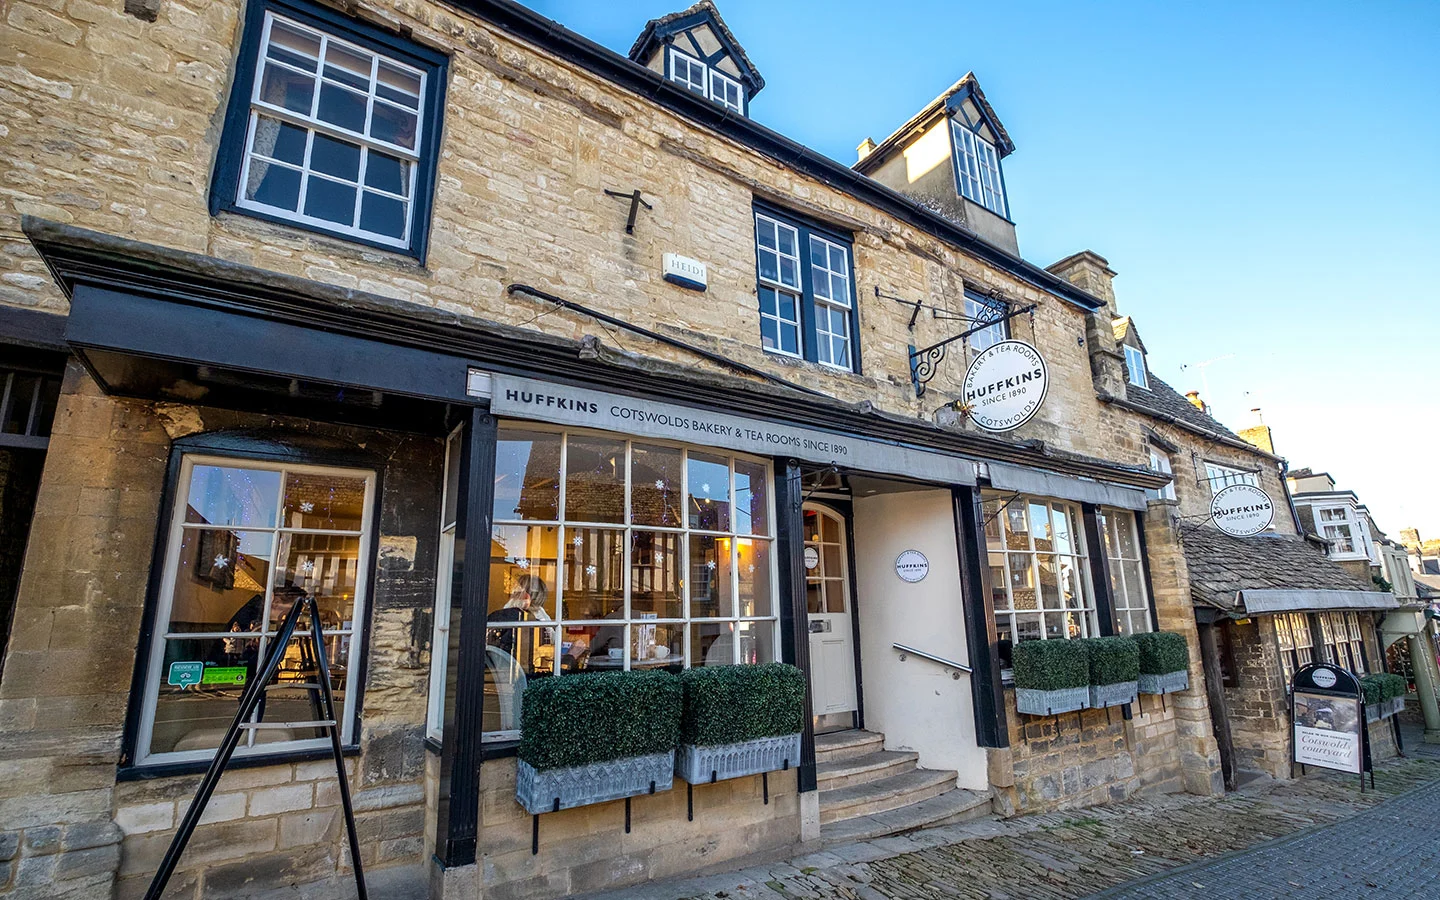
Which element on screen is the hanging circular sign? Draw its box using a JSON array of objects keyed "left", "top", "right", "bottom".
[
  {"left": 1210, "top": 483, "right": 1275, "bottom": 537},
  {"left": 803, "top": 547, "right": 820, "bottom": 570},
  {"left": 895, "top": 550, "right": 929, "bottom": 583},
  {"left": 961, "top": 340, "right": 1049, "bottom": 433}
]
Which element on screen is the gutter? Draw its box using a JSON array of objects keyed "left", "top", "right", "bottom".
[{"left": 442, "top": 0, "right": 1104, "bottom": 313}]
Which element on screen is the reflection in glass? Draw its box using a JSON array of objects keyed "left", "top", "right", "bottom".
[
  {"left": 561, "top": 527, "right": 624, "bottom": 620},
  {"left": 152, "top": 636, "right": 258, "bottom": 753},
  {"left": 1037, "top": 554, "right": 1060, "bottom": 610},
  {"left": 629, "top": 444, "right": 682, "bottom": 527},
  {"left": 564, "top": 436, "right": 626, "bottom": 524},
  {"left": 691, "top": 621, "right": 735, "bottom": 666},
  {"left": 493, "top": 430, "right": 561, "bottom": 521},
  {"left": 689, "top": 535, "right": 733, "bottom": 618},
  {"left": 488, "top": 525, "right": 558, "bottom": 619},
  {"left": 281, "top": 472, "right": 367, "bottom": 530},
  {"left": 168, "top": 530, "right": 273, "bottom": 633},
  {"left": 186, "top": 466, "right": 281, "bottom": 527},
  {"left": 1029, "top": 503, "right": 1053, "bottom": 551},
  {"left": 738, "top": 620, "right": 775, "bottom": 664},
  {"left": 630, "top": 530, "right": 681, "bottom": 618},
  {"left": 734, "top": 459, "right": 769, "bottom": 536},
  {"left": 688, "top": 452, "right": 731, "bottom": 531},
  {"left": 631, "top": 620, "right": 683, "bottom": 672},
  {"left": 269, "top": 532, "right": 361, "bottom": 631},
  {"left": 482, "top": 628, "right": 551, "bottom": 734},
  {"left": 737, "top": 539, "right": 771, "bottom": 617},
  {"left": 989, "top": 552, "right": 1009, "bottom": 609}
]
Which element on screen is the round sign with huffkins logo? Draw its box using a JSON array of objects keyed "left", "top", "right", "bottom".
[
  {"left": 895, "top": 550, "right": 929, "bottom": 583},
  {"left": 1211, "top": 484, "right": 1275, "bottom": 537},
  {"left": 961, "top": 340, "right": 1049, "bottom": 433}
]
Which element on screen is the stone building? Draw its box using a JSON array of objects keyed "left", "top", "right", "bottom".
[
  {"left": 1050, "top": 252, "right": 1402, "bottom": 787},
  {"left": 0, "top": 1, "right": 1274, "bottom": 898}
]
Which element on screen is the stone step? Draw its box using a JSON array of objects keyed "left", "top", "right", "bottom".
[
  {"left": 814, "top": 729, "right": 884, "bottom": 765},
  {"left": 816, "top": 749, "right": 919, "bottom": 791},
  {"left": 818, "top": 767, "right": 957, "bottom": 824},
  {"left": 819, "top": 786, "right": 993, "bottom": 845}
]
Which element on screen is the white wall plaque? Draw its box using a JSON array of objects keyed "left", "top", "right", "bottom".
[
  {"left": 662, "top": 253, "right": 707, "bottom": 291},
  {"left": 961, "top": 340, "right": 1049, "bottom": 433},
  {"left": 1211, "top": 484, "right": 1275, "bottom": 537},
  {"left": 895, "top": 550, "right": 929, "bottom": 583}
]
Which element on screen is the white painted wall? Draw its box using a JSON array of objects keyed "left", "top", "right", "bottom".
[{"left": 852, "top": 488, "right": 988, "bottom": 790}]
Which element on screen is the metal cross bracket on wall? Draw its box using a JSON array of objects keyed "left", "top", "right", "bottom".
[
  {"left": 604, "top": 188, "right": 653, "bottom": 234},
  {"left": 908, "top": 303, "right": 1038, "bottom": 397}
]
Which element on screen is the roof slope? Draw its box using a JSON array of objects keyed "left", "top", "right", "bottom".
[
  {"left": 853, "top": 73, "right": 1013, "bottom": 175},
  {"left": 1181, "top": 524, "right": 1373, "bottom": 611},
  {"left": 1124, "top": 372, "right": 1244, "bottom": 442}
]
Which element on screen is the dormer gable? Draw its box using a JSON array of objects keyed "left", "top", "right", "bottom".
[{"left": 629, "top": 2, "right": 764, "bottom": 117}]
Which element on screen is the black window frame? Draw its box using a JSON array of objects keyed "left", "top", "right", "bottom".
[
  {"left": 209, "top": 0, "right": 449, "bottom": 263},
  {"left": 118, "top": 431, "right": 385, "bottom": 780},
  {"left": 751, "top": 200, "right": 862, "bottom": 374}
]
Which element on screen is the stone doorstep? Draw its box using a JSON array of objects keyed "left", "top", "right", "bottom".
[
  {"left": 814, "top": 730, "right": 884, "bottom": 765},
  {"left": 817, "top": 787, "right": 993, "bottom": 847},
  {"left": 815, "top": 750, "right": 919, "bottom": 791},
  {"left": 818, "top": 768, "right": 957, "bottom": 824}
]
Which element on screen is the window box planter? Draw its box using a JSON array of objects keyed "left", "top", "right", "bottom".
[
  {"left": 676, "top": 663, "right": 806, "bottom": 783},
  {"left": 1360, "top": 673, "right": 1406, "bottom": 723},
  {"left": 1012, "top": 639, "right": 1090, "bottom": 716},
  {"left": 1134, "top": 632, "right": 1191, "bottom": 695},
  {"left": 1083, "top": 636, "right": 1140, "bottom": 709},
  {"left": 515, "top": 670, "right": 681, "bottom": 814}
]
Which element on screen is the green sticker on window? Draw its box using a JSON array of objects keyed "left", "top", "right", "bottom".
[
  {"left": 167, "top": 661, "right": 204, "bottom": 688},
  {"left": 201, "top": 666, "right": 248, "bottom": 686}
]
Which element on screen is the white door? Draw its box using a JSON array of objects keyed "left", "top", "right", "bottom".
[{"left": 804, "top": 505, "right": 857, "bottom": 716}]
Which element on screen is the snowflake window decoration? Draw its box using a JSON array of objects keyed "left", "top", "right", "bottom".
[
  {"left": 706, "top": 559, "right": 716, "bottom": 571},
  {"left": 585, "top": 564, "right": 597, "bottom": 577},
  {"left": 301, "top": 560, "right": 315, "bottom": 574},
  {"left": 654, "top": 479, "right": 666, "bottom": 491},
  {"left": 299, "top": 501, "right": 315, "bottom": 513},
  {"left": 516, "top": 557, "right": 530, "bottom": 570},
  {"left": 701, "top": 482, "right": 711, "bottom": 495},
  {"left": 212, "top": 555, "right": 229, "bottom": 570},
  {"left": 572, "top": 535, "right": 584, "bottom": 547}
]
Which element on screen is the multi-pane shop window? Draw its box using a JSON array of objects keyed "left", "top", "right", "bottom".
[
  {"left": 485, "top": 427, "right": 778, "bottom": 741},
  {"left": 1275, "top": 612, "right": 1314, "bottom": 686},
  {"left": 1100, "top": 508, "right": 1153, "bottom": 635},
  {"left": 1320, "top": 611, "right": 1367, "bottom": 674},
  {"left": 983, "top": 495, "right": 1098, "bottom": 668},
  {"left": 136, "top": 457, "right": 374, "bottom": 765},
  {"left": 754, "top": 209, "right": 857, "bottom": 371},
  {"left": 1204, "top": 462, "right": 1258, "bottom": 493},
  {"left": 217, "top": 2, "right": 445, "bottom": 255},
  {"left": 426, "top": 425, "right": 464, "bottom": 742},
  {"left": 1148, "top": 448, "right": 1176, "bottom": 501}
]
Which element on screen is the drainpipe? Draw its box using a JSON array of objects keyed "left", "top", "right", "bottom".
[{"left": 1278, "top": 459, "right": 1305, "bottom": 535}]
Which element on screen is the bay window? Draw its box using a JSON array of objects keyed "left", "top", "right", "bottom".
[
  {"left": 1317, "top": 507, "right": 1361, "bottom": 556},
  {"left": 983, "top": 495, "right": 1098, "bottom": 668},
  {"left": 482, "top": 426, "right": 778, "bottom": 741},
  {"left": 135, "top": 456, "right": 375, "bottom": 766}
]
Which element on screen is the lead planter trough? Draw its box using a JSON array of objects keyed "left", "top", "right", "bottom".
[
  {"left": 677, "top": 733, "right": 801, "bottom": 784},
  {"left": 515, "top": 750, "right": 675, "bottom": 814},
  {"left": 1016, "top": 686, "right": 1090, "bottom": 716},
  {"left": 1090, "top": 680, "right": 1139, "bottom": 709},
  {"left": 1138, "top": 670, "right": 1189, "bottom": 695}
]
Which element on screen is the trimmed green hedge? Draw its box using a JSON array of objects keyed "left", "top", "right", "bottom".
[
  {"left": 1083, "top": 636, "right": 1140, "bottom": 686},
  {"left": 680, "top": 663, "right": 806, "bottom": 747},
  {"left": 1359, "top": 673, "right": 1406, "bottom": 706},
  {"left": 1012, "top": 639, "right": 1089, "bottom": 691},
  {"left": 518, "top": 670, "right": 682, "bottom": 772},
  {"left": 1133, "top": 632, "right": 1189, "bottom": 676}
]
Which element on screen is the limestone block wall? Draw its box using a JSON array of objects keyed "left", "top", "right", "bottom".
[
  {"left": 477, "top": 757, "right": 800, "bottom": 900},
  {"left": 0, "top": 366, "right": 441, "bottom": 898},
  {"left": 1222, "top": 616, "right": 1292, "bottom": 779},
  {"left": 0, "top": 0, "right": 1149, "bottom": 474}
]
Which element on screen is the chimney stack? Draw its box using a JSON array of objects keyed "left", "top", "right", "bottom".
[
  {"left": 856, "top": 137, "right": 876, "bottom": 162},
  {"left": 1185, "top": 390, "right": 1207, "bottom": 413},
  {"left": 1238, "top": 408, "right": 1276, "bottom": 454}
]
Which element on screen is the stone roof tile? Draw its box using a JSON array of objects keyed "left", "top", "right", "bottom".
[{"left": 1180, "top": 523, "right": 1373, "bottom": 611}]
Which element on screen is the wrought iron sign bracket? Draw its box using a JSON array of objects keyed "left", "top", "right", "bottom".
[
  {"left": 908, "top": 303, "right": 1037, "bottom": 397},
  {"left": 604, "top": 188, "right": 653, "bottom": 234}
]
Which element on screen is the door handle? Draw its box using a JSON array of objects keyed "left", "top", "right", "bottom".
[{"left": 808, "top": 620, "right": 830, "bottom": 634}]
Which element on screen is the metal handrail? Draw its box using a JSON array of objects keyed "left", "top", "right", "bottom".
[{"left": 892, "top": 643, "right": 973, "bottom": 679}]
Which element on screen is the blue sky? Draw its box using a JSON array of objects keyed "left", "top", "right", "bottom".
[{"left": 528, "top": 0, "right": 1440, "bottom": 542}]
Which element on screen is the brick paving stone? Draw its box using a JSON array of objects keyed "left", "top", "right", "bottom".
[{"left": 579, "top": 757, "right": 1440, "bottom": 900}]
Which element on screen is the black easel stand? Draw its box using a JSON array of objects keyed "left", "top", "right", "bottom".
[{"left": 142, "top": 597, "right": 367, "bottom": 900}]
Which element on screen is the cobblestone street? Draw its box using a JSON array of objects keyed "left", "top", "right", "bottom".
[{"left": 583, "top": 752, "right": 1440, "bottom": 900}]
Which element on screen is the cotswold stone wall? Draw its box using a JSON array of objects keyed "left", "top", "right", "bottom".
[
  {"left": 0, "top": 0, "right": 1150, "bottom": 472},
  {"left": 0, "top": 366, "right": 440, "bottom": 898},
  {"left": 1223, "top": 616, "right": 1291, "bottom": 778}
]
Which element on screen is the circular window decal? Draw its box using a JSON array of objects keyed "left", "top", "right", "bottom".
[
  {"left": 803, "top": 546, "right": 820, "bottom": 570},
  {"left": 895, "top": 550, "right": 929, "bottom": 583}
]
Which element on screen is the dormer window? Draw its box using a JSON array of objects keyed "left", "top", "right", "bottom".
[
  {"left": 1124, "top": 345, "right": 1149, "bottom": 388},
  {"left": 951, "top": 122, "right": 1007, "bottom": 217},
  {"left": 709, "top": 69, "right": 744, "bottom": 114},
  {"left": 667, "top": 48, "right": 745, "bottom": 114},
  {"left": 631, "top": 4, "right": 763, "bottom": 118}
]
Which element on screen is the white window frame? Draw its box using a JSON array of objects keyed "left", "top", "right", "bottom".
[
  {"left": 755, "top": 213, "right": 804, "bottom": 359},
  {"left": 951, "top": 120, "right": 1008, "bottom": 217},
  {"left": 1205, "top": 462, "right": 1259, "bottom": 493},
  {"left": 1100, "top": 508, "right": 1153, "bottom": 635},
  {"left": 809, "top": 234, "right": 853, "bottom": 371},
  {"left": 964, "top": 293, "right": 1008, "bottom": 353},
  {"left": 668, "top": 48, "right": 746, "bottom": 114},
  {"left": 1148, "top": 448, "right": 1176, "bottom": 501},
  {"left": 1317, "top": 506, "right": 1360, "bottom": 556},
  {"left": 484, "top": 425, "right": 780, "bottom": 742},
  {"left": 426, "top": 424, "right": 464, "bottom": 741},
  {"left": 709, "top": 68, "right": 744, "bottom": 114},
  {"left": 1124, "top": 345, "right": 1149, "bottom": 388},
  {"left": 238, "top": 11, "right": 427, "bottom": 249},
  {"left": 135, "top": 455, "right": 376, "bottom": 767},
  {"left": 983, "top": 494, "right": 1100, "bottom": 668}
]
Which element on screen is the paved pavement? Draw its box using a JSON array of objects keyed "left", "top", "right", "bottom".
[{"left": 580, "top": 754, "right": 1440, "bottom": 900}]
